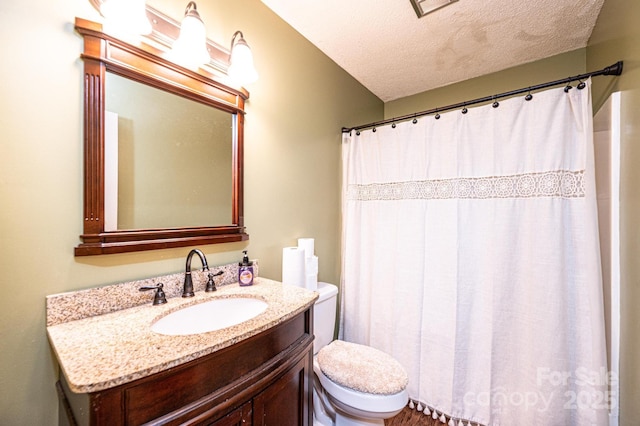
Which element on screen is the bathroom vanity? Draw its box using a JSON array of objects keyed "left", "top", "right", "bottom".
[
  {"left": 61, "top": 12, "right": 318, "bottom": 424},
  {"left": 47, "top": 277, "right": 317, "bottom": 425}
]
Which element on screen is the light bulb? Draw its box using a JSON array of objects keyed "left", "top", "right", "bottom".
[
  {"left": 169, "top": 2, "right": 211, "bottom": 69},
  {"left": 229, "top": 33, "right": 258, "bottom": 85}
]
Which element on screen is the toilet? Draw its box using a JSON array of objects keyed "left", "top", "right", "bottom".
[{"left": 313, "top": 282, "right": 408, "bottom": 426}]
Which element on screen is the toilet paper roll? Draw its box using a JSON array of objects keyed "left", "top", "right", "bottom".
[
  {"left": 298, "top": 238, "right": 315, "bottom": 259},
  {"left": 305, "top": 255, "right": 318, "bottom": 291},
  {"left": 305, "top": 274, "right": 318, "bottom": 291},
  {"left": 282, "top": 247, "right": 306, "bottom": 288},
  {"left": 305, "top": 255, "right": 318, "bottom": 275}
]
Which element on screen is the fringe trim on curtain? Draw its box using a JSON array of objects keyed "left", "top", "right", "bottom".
[{"left": 407, "top": 399, "right": 486, "bottom": 426}]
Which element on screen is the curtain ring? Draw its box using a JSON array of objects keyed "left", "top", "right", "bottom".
[
  {"left": 391, "top": 120, "right": 396, "bottom": 128},
  {"left": 412, "top": 114, "right": 418, "bottom": 124},
  {"left": 372, "top": 127, "right": 377, "bottom": 132},
  {"left": 577, "top": 80, "right": 586, "bottom": 90},
  {"left": 356, "top": 130, "right": 361, "bottom": 136},
  {"left": 492, "top": 95, "right": 499, "bottom": 108},
  {"left": 525, "top": 88, "right": 533, "bottom": 101},
  {"left": 462, "top": 103, "right": 468, "bottom": 114},
  {"left": 564, "top": 83, "right": 573, "bottom": 93}
]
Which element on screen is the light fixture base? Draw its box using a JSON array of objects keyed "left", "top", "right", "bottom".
[{"left": 87, "top": 0, "right": 231, "bottom": 76}]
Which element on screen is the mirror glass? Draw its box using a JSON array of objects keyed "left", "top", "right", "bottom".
[{"left": 104, "top": 73, "right": 233, "bottom": 231}]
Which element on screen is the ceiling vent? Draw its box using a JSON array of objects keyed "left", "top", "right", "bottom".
[{"left": 410, "top": 0, "right": 458, "bottom": 18}]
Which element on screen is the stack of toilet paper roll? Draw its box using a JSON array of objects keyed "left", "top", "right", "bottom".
[{"left": 282, "top": 238, "right": 318, "bottom": 290}]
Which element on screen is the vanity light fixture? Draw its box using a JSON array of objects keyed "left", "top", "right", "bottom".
[
  {"left": 88, "top": 0, "right": 258, "bottom": 85},
  {"left": 99, "top": 0, "right": 151, "bottom": 36},
  {"left": 228, "top": 31, "right": 258, "bottom": 84},
  {"left": 169, "top": 1, "right": 211, "bottom": 69},
  {"left": 410, "top": 0, "right": 458, "bottom": 18}
]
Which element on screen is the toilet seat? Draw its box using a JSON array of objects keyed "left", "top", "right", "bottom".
[
  {"left": 314, "top": 357, "right": 408, "bottom": 416},
  {"left": 317, "top": 340, "right": 408, "bottom": 395},
  {"left": 314, "top": 341, "right": 408, "bottom": 416}
]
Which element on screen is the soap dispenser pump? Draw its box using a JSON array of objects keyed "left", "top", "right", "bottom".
[{"left": 238, "top": 250, "right": 254, "bottom": 286}]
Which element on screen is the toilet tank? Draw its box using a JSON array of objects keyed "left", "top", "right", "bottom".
[{"left": 313, "top": 282, "right": 338, "bottom": 355}]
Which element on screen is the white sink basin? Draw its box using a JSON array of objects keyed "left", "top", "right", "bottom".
[{"left": 151, "top": 297, "right": 268, "bottom": 336}]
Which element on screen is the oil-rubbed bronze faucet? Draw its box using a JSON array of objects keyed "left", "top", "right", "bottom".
[
  {"left": 183, "top": 249, "right": 209, "bottom": 297},
  {"left": 139, "top": 283, "right": 167, "bottom": 305},
  {"left": 206, "top": 270, "right": 224, "bottom": 292}
]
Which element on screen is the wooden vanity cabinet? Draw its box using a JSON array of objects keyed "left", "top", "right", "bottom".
[{"left": 58, "top": 308, "right": 313, "bottom": 426}]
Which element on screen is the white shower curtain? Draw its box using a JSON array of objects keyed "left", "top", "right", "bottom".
[{"left": 340, "top": 80, "right": 609, "bottom": 426}]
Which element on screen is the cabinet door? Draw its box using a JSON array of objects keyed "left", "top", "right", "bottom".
[
  {"left": 253, "top": 353, "right": 310, "bottom": 426},
  {"left": 207, "top": 402, "right": 252, "bottom": 426}
]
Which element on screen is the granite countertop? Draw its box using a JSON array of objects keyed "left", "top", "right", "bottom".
[{"left": 47, "top": 278, "right": 318, "bottom": 394}]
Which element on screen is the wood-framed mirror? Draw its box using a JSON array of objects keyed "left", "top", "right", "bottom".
[{"left": 74, "top": 17, "right": 249, "bottom": 256}]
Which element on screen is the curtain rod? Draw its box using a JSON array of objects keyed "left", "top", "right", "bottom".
[{"left": 341, "top": 60, "right": 623, "bottom": 134}]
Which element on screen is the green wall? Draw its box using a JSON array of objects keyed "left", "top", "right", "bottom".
[
  {"left": 588, "top": 0, "right": 640, "bottom": 424},
  {"left": 385, "top": 49, "right": 587, "bottom": 118},
  {"left": 0, "top": 0, "right": 381, "bottom": 423}
]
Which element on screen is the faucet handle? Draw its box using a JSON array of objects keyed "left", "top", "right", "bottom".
[
  {"left": 139, "top": 283, "right": 168, "bottom": 305},
  {"left": 205, "top": 271, "right": 224, "bottom": 292}
]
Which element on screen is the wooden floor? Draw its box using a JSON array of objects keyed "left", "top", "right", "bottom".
[{"left": 385, "top": 406, "right": 442, "bottom": 426}]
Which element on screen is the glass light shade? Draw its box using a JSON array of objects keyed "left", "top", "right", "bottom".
[
  {"left": 169, "top": 8, "right": 211, "bottom": 69},
  {"left": 100, "top": 0, "right": 152, "bottom": 36},
  {"left": 228, "top": 37, "right": 258, "bottom": 85}
]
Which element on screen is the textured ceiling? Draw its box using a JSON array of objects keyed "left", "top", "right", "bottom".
[{"left": 261, "top": 0, "right": 605, "bottom": 102}]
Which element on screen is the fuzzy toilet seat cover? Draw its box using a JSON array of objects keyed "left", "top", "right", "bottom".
[{"left": 317, "top": 340, "right": 408, "bottom": 395}]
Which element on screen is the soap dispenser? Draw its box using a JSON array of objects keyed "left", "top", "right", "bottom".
[{"left": 238, "top": 250, "right": 254, "bottom": 286}]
